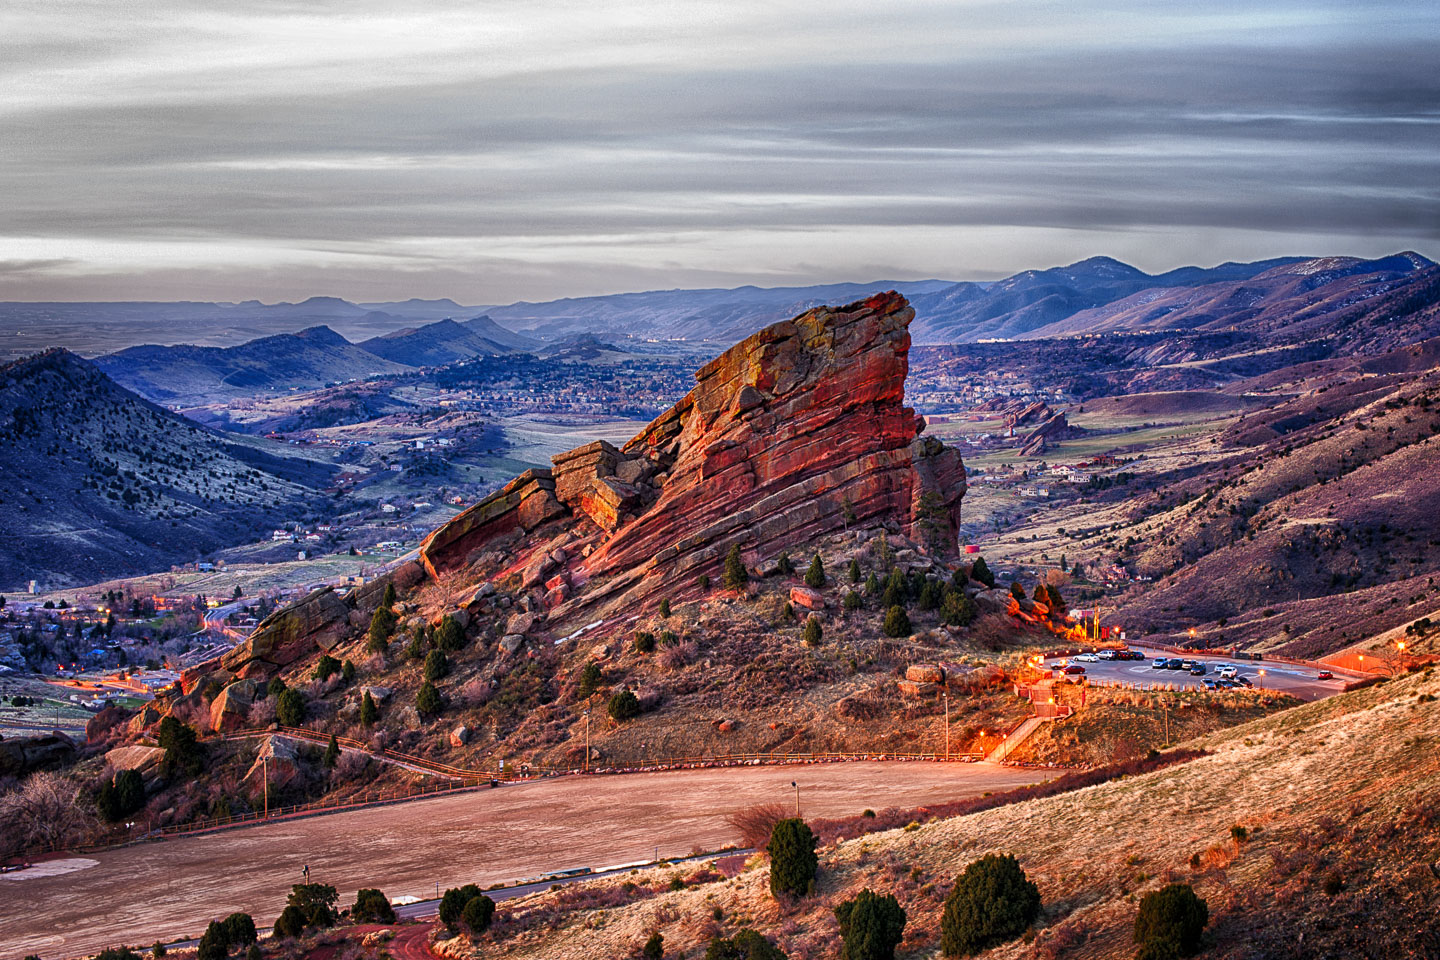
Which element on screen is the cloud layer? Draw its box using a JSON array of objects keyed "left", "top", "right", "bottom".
[{"left": 2, "top": 0, "right": 1437, "bottom": 302}]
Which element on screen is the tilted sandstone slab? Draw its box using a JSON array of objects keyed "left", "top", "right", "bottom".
[
  {"left": 418, "top": 291, "right": 967, "bottom": 623},
  {"left": 419, "top": 470, "right": 565, "bottom": 577}
]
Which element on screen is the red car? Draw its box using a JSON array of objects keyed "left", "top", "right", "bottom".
[
  {"left": 1317, "top": 670, "right": 1333, "bottom": 680},
  {"left": 1062, "top": 664, "right": 1086, "bottom": 676}
]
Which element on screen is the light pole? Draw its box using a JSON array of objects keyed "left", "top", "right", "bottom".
[
  {"left": 583, "top": 709, "right": 591, "bottom": 773},
  {"left": 943, "top": 692, "right": 950, "bottom": 761},
  {"left": 791, "top": 781, "right": 800, "bottom": 817},
  {"left": 262, "top": 755, "right": 269, "bottom": 819}
]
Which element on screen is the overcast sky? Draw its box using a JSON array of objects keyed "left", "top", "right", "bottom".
[{"left": 2, "top": 0, "right": 1437, "bottom": 303}]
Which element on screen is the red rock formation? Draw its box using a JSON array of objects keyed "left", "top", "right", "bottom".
[{"left": 418, "top": 292, "right": 967, "bottom": 623}]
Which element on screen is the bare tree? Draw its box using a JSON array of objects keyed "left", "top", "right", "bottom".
[{"left": 0, "top": 771, "right": 92, "bottom": 854}]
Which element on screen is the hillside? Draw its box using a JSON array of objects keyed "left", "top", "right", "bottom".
[
  {"left": 138, "top": 294, "right": 1011, "bottom": 772},
  {"left": 0, "top": 350, "right": 333, "bottom": 590},
  {"left": 429, "top": 665, "right": 1439, "bottom": 959},
  {"left": 357, "top": 317, "right": 537, "bottom": 366},
  {"left": 1029, "top": 253, "right": 1440, "bottom": 351},
  {"left": 96, "top": 326, "right": 411, "bottom": 405}
]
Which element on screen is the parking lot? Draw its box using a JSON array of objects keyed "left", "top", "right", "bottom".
[{"left": 1043, "top": 646, "right": 1346, "bottom": 701}]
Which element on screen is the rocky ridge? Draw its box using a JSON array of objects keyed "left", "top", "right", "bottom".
[
  {"left": 183, "top": 294, "right": 966, "bottom": 701},
  {"left": 418, "top": 290, "right": 966, "bottom": 621}
]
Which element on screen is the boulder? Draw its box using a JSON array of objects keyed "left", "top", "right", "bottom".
[
  {"left": 244, "top": 735, "right": 300, "bottom": 789},
  {"left": 449, "top": 725, "right": 471, "bottom": 748},
  {"left": 790, "top": 586, "right": 826, "bottom": 610},
  {"left": 105, "top": 744, "right": 167, "bottom": 778},
  {"left": 221, "top": 586, "right": 350, "bottom": 680},
  {"left": 499, "top": 634, "right": 525, "bottom": 655},
  {"left": 505, "top": 612, "right": 539, "bottom": 636},
  {"left": 0, "top": 732, "right": 77, "bottom": 778},
  {"left": 126, "top": 702, "right": 163, "bottom": 736},
  {"left": 363, "top": 685, "right": 393, "bottom": 704},
  {"left": 905, "top": 663, "right": 945, "bottom": 684},
  {"left": 209, "top": 678, "right": 258, "bottom": 733}
]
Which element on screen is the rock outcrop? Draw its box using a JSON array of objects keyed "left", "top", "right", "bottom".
[
  {"left": 219, "top": 561, "right": 424, "bottom": 681},
  {"left": 150, "top": 294, "right": 967, "bottom": 714},
  {"left": 419, "top": 292, "right": 966, "bottom": 621}
]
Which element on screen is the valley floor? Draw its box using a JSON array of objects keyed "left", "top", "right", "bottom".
[{"left": 0, "top": 760, "right": 1043, "bottom": 959}]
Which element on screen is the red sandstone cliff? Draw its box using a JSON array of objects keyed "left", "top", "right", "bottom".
[
  {"left": 418, "top": 291, "right": 966, "bottom": 620},
  {"left": 168, "top": 292, "right": 966, "bottom": 703}
]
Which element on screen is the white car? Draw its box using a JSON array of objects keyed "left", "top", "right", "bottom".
[
  {"left": 1217, "top": 665, "right": 1238, "bottom": 679},
  {"left": 1074, "top": 653, "right": 1100, "bottom": 662}
]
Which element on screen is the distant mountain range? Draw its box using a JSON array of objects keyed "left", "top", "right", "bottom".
[
  {"left": 94, "top": 317, "right": 537, "bottom": 406},
  {"left": 7, "top": 251, "right": 1438, "bottom": 402},
  {"left": 0, "top": 350, "right": 333, "bottom": 590}
]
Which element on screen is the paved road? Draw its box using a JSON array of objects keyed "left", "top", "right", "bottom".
[
  {"left": 1045, "top": 646, "right": 1346, "bottom": 701},
  {"left": 0, "top": 761, "right": 1045, "bottom": 959}
]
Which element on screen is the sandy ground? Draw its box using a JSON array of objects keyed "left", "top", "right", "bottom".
[{"left": 0, "top": 761, "right": 1043, "bottom": 959}]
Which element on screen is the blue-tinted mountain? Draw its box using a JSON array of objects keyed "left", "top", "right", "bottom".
[
  {"left": 357, "top": 316, "right": 538, "bottom": 366},
  {"left": 0, "top": 349, "right": 333, "bottom": 590},
  {"left": 96, "top": 326, "right": 410, "bottom": 405}
]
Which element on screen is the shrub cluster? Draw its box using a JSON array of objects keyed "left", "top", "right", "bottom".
[
  {"left": 940, "top": 854, "right": 1040, "bottom": 956},
  {"left": 439, "top": 884, "right": 495, "bottom": 934},
  {"left": 351, "top": 888, "right": 396, "bottom": 923}
]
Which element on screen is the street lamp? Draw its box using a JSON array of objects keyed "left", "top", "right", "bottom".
[
  {"left": 791, "top": 781, "right": 800, "bottom": 817},
  {"left": 583, "top": 709, "right": 591, "bottom": 773},
  {"left": 943, "top": 692, "right": 950, "bottom": 761}
]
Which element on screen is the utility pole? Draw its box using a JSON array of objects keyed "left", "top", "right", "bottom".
[
  {"left": 263, "top": 756, "right": 269, "bottom": 818},
  {"left": 791, "top": 781, "right": 800, "bottom": 817}
]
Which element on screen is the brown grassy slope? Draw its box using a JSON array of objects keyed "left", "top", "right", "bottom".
[
  {"left": 1108, "top": 364, "right": 1440, "bottom": 647},
  {"left": 248, "top": 530, "right": 1044, "bottom": 775},
  {"left": 1007, "top": 684, "right": 1299, "bottom": 767},
  {"left": 447, "top": 668, "right": 1440, "bottom": 959}
]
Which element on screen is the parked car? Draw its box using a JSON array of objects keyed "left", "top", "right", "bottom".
[
  {"left": 1179, "top": 659, "right": 1196, "bottom": 670},
  {"left": 1190, "top": 663, "right": 1207, "bottom": 676},
  {"left": 1235, "top": 676, "right": 1254, "bottom": 687},
  {"left": 1215, "top": 678, "right": 1237, "bottom": 688},
  {"left": 1217, "top": 665, "right": 1238, "bottom": 679},
  {"left": 1317, "top": 670, "right": 1334, "bottom": 680},
  {"left": 1063, "top": 664, "right": 1086, "bottom": 675},
  {"left": 1123, "top": 650, "right": 1147, "bottom": 661},
  {"left": 1075, "top": 653, "right": 1099, "bottom": 662},
  {"left": 1166, "top": 659, "right": 1186, "bottom": 670},
  {"left": 1097, "top": 650, "right": 1117, "bottom": 660},
  {"left": 1202, "top": 678, "right": 1218, "bottom": 689},
  {"left": 1153, "top": 658, "right": 1170, "bottom": 669}
]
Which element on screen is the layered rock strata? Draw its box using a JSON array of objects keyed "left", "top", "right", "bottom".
[{"left": 420, "top": 291, "right": 966, "bottom": 618}]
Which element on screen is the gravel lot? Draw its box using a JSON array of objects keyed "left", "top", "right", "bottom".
[{"left": 1, "top": 761, "right": 1044, "bottom": 958}]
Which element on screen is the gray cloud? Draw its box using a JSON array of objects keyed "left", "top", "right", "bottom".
[{"left": 0, "top": 1, "right": 1436, "bottom": 302}]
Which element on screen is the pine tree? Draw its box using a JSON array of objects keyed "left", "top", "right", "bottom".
[
  {"left": 777, "top": 552, "right": 794, "bottom": 576},
  {"left": 323, "top": 734, "right": 339, "bottom": 768},
  {"left": 766, "top": 818, "right": 818, "bottom": 899},
  {"left": 848, "top": 558, "right": 862, "bottom": 583},
  {"left": 836, "top": 888, "right": 907, "bottom": 960},
  {"left": 881, "top": 568, "right": 908, "bottom": 609},
  {"left": 969, "top": 556, "right": 995, "bottom": 588},
  {"left": 723, "top": 543, "right": 749, "bottom": 591},
  {"left": 803, "top": 616, "right": 822, "bottom": 646},
  {"left": 416, "top": 682, "right": 443, "bottom": 718},
  {"left": 883, "top": 606, "right": 912, "bottom": 638},
  {"left": 805, "top": 553, "right": 826, "bottom": 588},
  {"left": 360, "top": 690, "right": 379, "bottom": 725}
]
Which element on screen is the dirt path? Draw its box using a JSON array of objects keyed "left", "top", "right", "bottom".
[{"left": 0, "top": 762, "right": 1043, "bottom": 958}]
